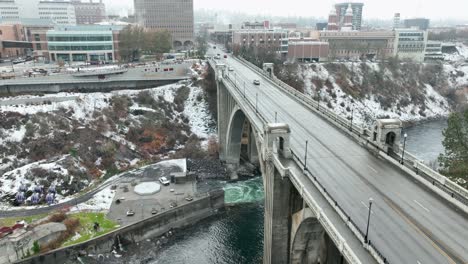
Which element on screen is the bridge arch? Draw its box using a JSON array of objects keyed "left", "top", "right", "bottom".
[
  {"left": 290, "top": 215, "right": 327, "bottom": 264},
  {"left": 225, "top": 107, "right": 259, "bottom": 166}
]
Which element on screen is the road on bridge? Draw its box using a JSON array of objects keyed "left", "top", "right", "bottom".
[{"left": 208, "top": 47, "right": 468, "bottom": 264}]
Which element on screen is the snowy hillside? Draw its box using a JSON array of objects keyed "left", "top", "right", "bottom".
[
  {"left": 0, "top": 71, "right": 215, "bottom": 209},
  {"left": 277, "top": 60, "right": 468, "bottom": 127}
]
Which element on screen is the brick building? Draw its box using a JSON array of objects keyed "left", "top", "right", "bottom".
[{"left": 71, "top": 0, "right": 106, "bottom": 25}]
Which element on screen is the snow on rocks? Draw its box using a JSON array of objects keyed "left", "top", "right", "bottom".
[{"left": 183, "top": 86, "right": 215, "bottom": 139}]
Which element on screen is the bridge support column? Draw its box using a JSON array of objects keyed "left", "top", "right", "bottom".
[
  {"left": 248, "top": 126, "right": 259, "bottom": 164},
  {"left": 263, "top": 123, "right": 295, "bottom": 264},
  {"left": 264, "top": 159, "right": 292, "bottom": 264},
  {"left": 216, "top": 64, "right": 229, "bottom": 161}
]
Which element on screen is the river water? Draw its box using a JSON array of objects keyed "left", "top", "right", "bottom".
[{"left": 98, "top": 120, "right": 447, "bottom": 264}]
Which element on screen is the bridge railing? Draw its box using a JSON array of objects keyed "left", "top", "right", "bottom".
[
  {"left": 235, "top": 56, "right": 468, "bottom": 207},
  {"left": 290, "top": 150, "right": 390, "bottom": 264}
]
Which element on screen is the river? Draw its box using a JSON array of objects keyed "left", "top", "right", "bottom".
[{"left": 99, "top": 119, "right": 447, "bottom": 264}]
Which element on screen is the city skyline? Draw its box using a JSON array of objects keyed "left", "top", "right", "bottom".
[{"left": 102, "top": 0, "right": 468, "bottom": 21}]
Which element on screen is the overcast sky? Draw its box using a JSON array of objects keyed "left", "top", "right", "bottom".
[{"left": 102, "top": 0, "right": 468, "bottom": 21}]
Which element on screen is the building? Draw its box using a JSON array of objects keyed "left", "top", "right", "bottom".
[
  {"left": 424, "top": 41, "right": 443, "bottom": 61},
  {"left": 335, "top": 2, "right": 364, "bottom": 30},
  {"left": 0, "top": 24, "right": 28, "bottom": 58},
  {"left": 327, "top": 8, "right": 339, "bottom": 31},
  {"left": 0, "top": 0, "right": 76, "bottom": 25},
  {"left": 242, "top": 21, "right": 269, "bottom": 30},
  {"left": 38, "top": 0, "right": 76, "bottom": 25},
  {"left": 319, "top": 30, "right": 395, "bottom": 60},
  {"left": 393, "top": 13, "right": 401, "bottom": 29},
  {"left": 44, "top": 25, "right": 123, "bottom": 62},
  {"left": 404, "top": 18, "right": 430, "bottom": 30},
  {"left": 30, "top": 26, "right": 50, "bottom": 61},
  {"left": 287, "top": 39, "right": 329, "bottom": 62},
  {"left": 393, "top": 28, "right": 427, "bottom": 62},
  {"left": 71, "top": 0, "right": 106, "bottom": 25},
  {"left": 273, "top": 23, "right": 297, "bottom": 30},
  {"left": 232, "top": 29, "right": 289, "bottom": 59},
  {"left": 134, "top": 0, "right": 194, "bottom": 50}
]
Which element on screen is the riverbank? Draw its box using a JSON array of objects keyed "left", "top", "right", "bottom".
[{"left": 16, "top": 189, "right": 224, "bottom": 264}]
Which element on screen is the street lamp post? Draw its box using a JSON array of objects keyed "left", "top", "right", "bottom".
[
  {"left": 365, "top": 197, "right": 373, "bottom": 244},
  {"left": 304, "top": 140, "right": 308, "bottom": 171},
  {"left": 401, "top": 133, "right": 408, "bottom": 164}
]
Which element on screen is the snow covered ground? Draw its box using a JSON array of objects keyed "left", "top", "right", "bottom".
[
  {"left": 0, "top": 79, "right": 215, "bottom": 211},
  {"left": 69, "top": 187, "right": 116, "bottom": 212},
  {"left": 296, "top": 62, "right": 454, "bottom": 127}
]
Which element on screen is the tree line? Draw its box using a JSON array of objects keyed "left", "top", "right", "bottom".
[{"left": 119, "top": 25, "right": 172, "bottom": 62}]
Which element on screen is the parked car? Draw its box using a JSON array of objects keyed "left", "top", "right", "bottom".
[
  {"left": 228, "top": 66, "right": 234, "bottom": 71},
  {"left": 214, "top": 55, "right": 221, "bottom": 60},
  {"left": 12, "top": 58, "right": 25, "bottom": 64},
  {"left": 253, "top": 79, "right": 260, "bottom": 85},
  {"left": 224, "top": 55, "right": 227, "bottom": 58},
  {"left": 159, "top": 177, "right": 170, "bottom": 186}
]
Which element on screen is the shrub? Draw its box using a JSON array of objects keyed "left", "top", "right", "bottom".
[
  {"left": 49, "top": 212, "right": 67, "bottom": 223},
  {"left": 32, "top": 241, "right": 40, "bottom": 254}
]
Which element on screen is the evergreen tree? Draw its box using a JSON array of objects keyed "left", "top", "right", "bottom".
[
  {"left": 438, "top": 109, "right": 468, "bottom": 183},
  {"left": 32, "top": 241, "right": 40, "bottom": 254}
]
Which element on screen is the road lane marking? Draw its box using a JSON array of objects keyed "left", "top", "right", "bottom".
[
  {"left": 414, "top": 200, "right": 430, "bottom": 212},
  {"left": 367, "top": 165, "right": 378, "bottom": 173},
  {"left": 360, "top": 201, "right": 374, "bottom": 214},
  {"left": 385, "top": 198, "right": 456, "bottom": 264}
]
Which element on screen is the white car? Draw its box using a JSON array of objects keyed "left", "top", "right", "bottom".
[
  {"left": 159, "top": 177, "right": 170, "bottom": 186},
  {"left": 214, "top": 55, "right": 221, "bottom": 60},
  {"left": 253, "top": 79, "right": 260, "bottom": 85},
  {"left": 228, "top": 66, "right": 234, "bottom": 71}
]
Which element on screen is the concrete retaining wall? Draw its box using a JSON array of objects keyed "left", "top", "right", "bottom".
[
  {"left": 0, "top": 80, "right": 180, "bottom": 96},
  {"left": 16, "top": 190, "right": 224, "bottom": 264}
]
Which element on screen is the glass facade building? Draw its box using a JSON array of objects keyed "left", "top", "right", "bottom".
[{"left": 46, "top": 25, "right": 123, "bottom": 62}]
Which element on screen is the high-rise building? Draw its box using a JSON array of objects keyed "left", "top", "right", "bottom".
[
  {"left": 404, "top": 18, "right": 430, "bottom": 31},
  {"left": 393, "top": 13, "right": 401, "bottom": 29},
  {"left": 134, "top": 0, "right": 194, "bottom": 50},
  {"left": 71, "top": 0, "right": 106, "bottom": 25},
  {"left": 0, "top": 0, "right": 76, "bottom": 25},
  {"left": 334, "top": 2, "right": 364, "bottom": 30}
]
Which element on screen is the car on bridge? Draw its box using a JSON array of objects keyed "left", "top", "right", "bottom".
[{"left": 253, "top": 79, "right": 260, "bottom": 85}]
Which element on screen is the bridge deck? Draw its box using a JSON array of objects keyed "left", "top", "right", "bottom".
[{"left": 210, "top": 48, "right": 468, "bottom": 264}]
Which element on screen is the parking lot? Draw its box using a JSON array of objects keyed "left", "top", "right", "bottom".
[{"left": 107, "top": 178, "right": 197, "bottom": 226}]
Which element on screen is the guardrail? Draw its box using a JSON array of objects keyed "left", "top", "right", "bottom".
[{"left": 235, "top": 56, "right": 468, "bottom": 207}]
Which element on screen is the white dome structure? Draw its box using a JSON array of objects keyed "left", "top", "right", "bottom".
[{"left": 134, "top": 182, "right": 161, "bottom": 196}]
